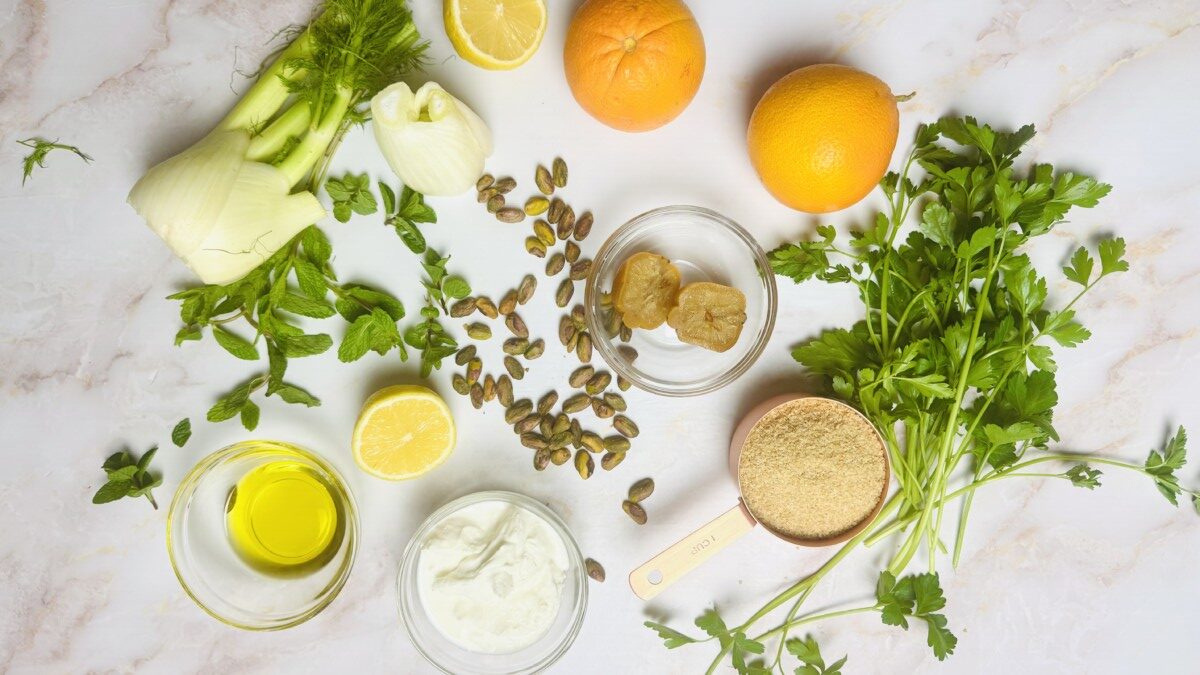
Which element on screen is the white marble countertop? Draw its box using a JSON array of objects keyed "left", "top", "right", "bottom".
[{"left": 2, "top": 1, "right": 1199, "bottom": 673}]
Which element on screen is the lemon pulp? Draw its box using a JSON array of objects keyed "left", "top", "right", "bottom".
[{"left": 226, "top": 460, "right": 342, "bottom": 575}]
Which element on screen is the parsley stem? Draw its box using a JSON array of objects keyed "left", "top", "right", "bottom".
[{"left": 752, "top": 604, "right": 880, "bottom": 643}]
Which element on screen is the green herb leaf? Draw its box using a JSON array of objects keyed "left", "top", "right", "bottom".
[
  {"left": 339, "top": 313, "right": 376, "bottom": 362},
  {"left": 1064, "top": 464, "right": 1102, "bottom": 489},
  {"left": 325, "top": 172, "right": 378, "bottom": 222},
  {"left": 1097, "top": 237, "right": 1129, "bottom": 276},
  {"left": 443, "top": 276, "right": 471, "bottom": 299},
  {"left": 171, "top": 418, "right": 192, "bottom": 447},
  {"left": 211, "top": 325, "right": 260, "bottom": 360},
  {"left": 277, "top": 333, "right": 333, "bottom": 358},
  {"left": 786, "top": 635, "right": 846, "bottom": 675},
  {"left": 1062, "top": 246, "right": 1094, "bottom": 286},
  {"left": 694, "top": 607, "right": 729, "bottom": 642},
  {"left": 18, "top": 137, "right": 92, "bottom": 184},
  {"left": 1144, "top": 426, "right": 1188, "bottom": 505},
  {"left": 93, "top": 479, "right": 133, "bottom": 504},
  {"left": 274, "top": 383, "right": 321, "bottom": 407},
  {"left": 240, "top": 399, "right": 261, "bottom": 431},
  {"left": 644, "top": 621, "right": 698, "bottom": 649},
  {"left": 207, "top": 380, "right": 253, "bottom": 422},
  {"left": 92, "top": 446, "right": 160, "bottom": 508}
]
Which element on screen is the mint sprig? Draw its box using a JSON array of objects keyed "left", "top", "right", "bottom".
[{"left": 93, "top": 447, "right": 162, "bottom": 509}]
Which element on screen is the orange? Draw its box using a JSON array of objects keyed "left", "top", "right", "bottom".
[
  {"left": 747, "top": 64, "right": 899, "bottom": 213},
  {"left": 563, "top": 0, "right": 705, "bottom": 132}
]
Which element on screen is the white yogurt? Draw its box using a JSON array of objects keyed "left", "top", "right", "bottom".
[{"left": 416, "top": 499, "right": 569, "bottom": 654}]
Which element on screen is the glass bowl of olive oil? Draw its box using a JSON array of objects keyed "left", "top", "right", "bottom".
[{"left": 166, "top": 440, "right": 358, "bottom": 630}]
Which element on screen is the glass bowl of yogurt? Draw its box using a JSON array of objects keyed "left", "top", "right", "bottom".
[{"left": 397, "top": 491, "right": 588, "bottom": 674}]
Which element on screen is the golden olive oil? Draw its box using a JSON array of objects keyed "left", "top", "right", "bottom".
[{"left": 225, "top": 460, "right": 343, "bottom": 575}]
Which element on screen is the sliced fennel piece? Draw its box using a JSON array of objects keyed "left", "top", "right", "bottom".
[
  {"left": 371, "top": 81, "right": 493, "bottom": 196},
  {"left": 128, "top": 129, "right": 324, "bottom": 285}
]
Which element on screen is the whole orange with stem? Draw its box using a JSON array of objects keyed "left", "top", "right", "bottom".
[
  {"left": 563, "top": 0, "right": 705, "bottom": 132},
  {"left": 748, "top": 64, "right": 900, "bottom": 213}
]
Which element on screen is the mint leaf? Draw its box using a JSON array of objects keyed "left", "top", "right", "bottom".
[
  {"left": 171, "top": 418, "right": 191, "bottom": 447},
  {"left": 211, "top": 325, "right": 259, "bottom": 360},
  {"left": 277, "top": 333, "right": 333, "bottom": 358},
  {"left": 274, "top": 383, "right": 321, "bottom": 407},
  {"left": 443, "top": 276, "right": 471, "bottom": 299},
  {"left": 93, "top": 479, "right": 132, "bottom": 504},
  {"left": 339, "top": 314, "right": 376, "bottom": 362}
]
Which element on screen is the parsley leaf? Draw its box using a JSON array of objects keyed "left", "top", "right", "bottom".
[
  {"left": 786, "top": 635, "right": 847, "bottom": 675},
  {"left": 644, "top": 621, "right": 698, "bottom": 649},
  {"left": 18, "top": 137, "right": 92, "bottom": 185},
  {"left": 876, "top": 572, "right": 957, "bottom": 660},
  {"left": 1064, "top": 464, "right": 1102, "bottom": 489},
  {"left": 1144, "top": 427, "right": 1188, "bottom": 505}
]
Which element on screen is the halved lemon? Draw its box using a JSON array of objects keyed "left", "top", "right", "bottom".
[
  {"left": 444, "top": 0, "right": 547, "bottom": 70},
  {"left": 352, "top": 385, "right": 457, "bottom": 480}
]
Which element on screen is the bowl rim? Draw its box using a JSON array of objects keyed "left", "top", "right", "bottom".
[
  {"left": 584, "top": 204, "right": 778, "bottom": 397},
  {"left": 165, "top": 439, "right": 359, "bottom": 631},
  {"left": 396, "top": 490, "right": 589, "bottom": 675}
]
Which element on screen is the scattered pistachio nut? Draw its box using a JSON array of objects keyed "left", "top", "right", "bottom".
[
  {"left": 525, "top": 237, "right": 547, "bottom": 257},
  {"left": 576, "top": 333, "right": 593, "bottom": 363},
  {"left": 560, "top": 206, "right": 576, "bottom": 236},
  {"left": 569, "top": 259, "right": 592, "bottom": 281},
  {"left": 534, "top": 219, "right": 556, "bottom": 247},
  {"left": 470, "top": 384, "right": 483, "bottom": 409},
  {"left": 592, "top": 398, "right": 615, "bottom": 419},
  {"left": 603, "top": 392, "right": 627, "bottom": 412},
  {"left": 565, "top": 240, "right": 581, "bottom": 263},
  {"left": 517, "top": 274, "right": 537, "bottom": 304},
  {"left": 537, "top": 391, "right": 559, "bottom": 416},
  {"left": 575, "top": 450, "right": 594, "bottom": 480},
  {"left": 553, "top": 414, "right": 571, "bottom": 435},
  {"left": 613, "top": 415, "right": 639, "bottom": 438},
  {"left": 584, "top": 557, "right": 605, "bottom": 583},
  {"left": 476, "top": 174, "right": 494, "bottom": 191},
  {"left": 552, "top": 157, "right": 568, "bottom": 188},
  {"left": 467, "top": 358, "right": 482, "bottom": 384},
  {"left": 455, "top": 345, "right": 476, "bottom": 366},
  {"left": 550, "top": 431, "right": 573, "bottom": 449},
  {"left": 533, "top": 448, "right": 551, "bottom": 471},
  {"left": 493, "top": 176, "right": 516, "bottom": 193},
  {"left": 539, "top": 414, "right": 553, "bottom": 438},
  {"left": 521, "top": 433, "right": 548, "bottom": 450},
  {"left": 451, "top": 374, "right": 470, "bottom": 396},
  {"left": 604, "top": 436, "right": 631, "bottom": 453},
  {"left": 566, "top": 330, "right": 580, "bottom": 352},
  {"left": 503, "top": 337, "right": 529, "bottom": 355},
  {"left": 555, "top": 278, "right": 574, "bottom": 307},
  {"left": 622, "top": 499, "right": 647, "bottom": 525},
  {"left": 556, "top": 216, "right": 574, "bottom": 241},
  {"left": 499, "top": 290, "right": 518, "bottom": 316},
  {"left": 524, "top": 338, "right": 545, "bottom": 360},
  {"left": 535, "top": 165, "right": 554, "bottom": 195},
  {"left": 550, "top": 447, "right": 571, "bottom": 466},
  {"left": 465, "top": 322, "right": 491, "bottom": 340},
  {"left": 559, "top": 316, "right": 577, "bottom": 346},
  {"left": 497, "top": 206, "right": 524, "bottom": 223},
  {"left": 505, "top": 399, "right": 533, "bottom": 424},
  {"left": 514, "top": 415, "right": 540, "bottom": 434},
  {"left": 487, "top": 194, "right": 505, "bottom": 213},
  {"left": 497, "top": 375, "right": 514, "bottom": 407},
  {"left": 450, "top": 297, "right": 477, "bottom": 318},
  {"left": 548, "top": 197, "right": 565, "bottom": 223},
  {"left": 477, "top": 187, "right": 497, "bottom": 204},
  {"left": 573, "top": 211, "right": 593, "bottom": 241},
  {"left": 628, "top": 477, "right": 655, "bottom": 503},
  {"left": 618, "top": 374, "right": 632, "bottom": 391},
  {"left": 604, "top": 309, "right": 623, "bottom": 336},
  {"left": 482, "top": 375, "right": 496, "bottom": 402},
  {"left": 525, "top": 196, "right": 550, "bottom": 216},
  {"left": 504, "top": 355, "right": 525, "bottom": 379},
  {"left": 570, "top": 418, "right": 583, "bottom": 446},
  {"left": 618, "top": 345, "right": 639, "bottom": 362},
  {"left": 505, "top": 313, "right": 529, "bottom": 339},
  {"left": 475, "top": 296, "right": 498, "bottom": 319},
  {"left": 601, "top": 451, "right": 626, "bottom": 471},
  {"left": 570, "top": 305, "right": 586, "bottom": 328},
  {"left": 563, "top": 393, "right": 591, "bottom": 414},
  {"left": 569, "top": 366, "right": 594, "bottom": 388},
  {"left": 581, "top": 432, "right": 604, "bottom": 454},
  {"left": 546, "top": 253, "right": 566, "bottom": 276},
  {"left": 585, "top": 371, "right": 611, "bottom": 395}
]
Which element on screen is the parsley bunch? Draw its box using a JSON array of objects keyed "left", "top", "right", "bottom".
[{"left": 648, "top": 117, "right": 1196, "bottom": 673}]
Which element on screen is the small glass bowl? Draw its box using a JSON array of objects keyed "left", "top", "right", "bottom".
[
  {"left": 585, "top": 205, "right": 777, "bottom": 396},
  {"left": 166, "top": 440, "right": 358, "bottom": 631},
  {"left": 397, "top": 491, "right": 588, "bottom": 675}
]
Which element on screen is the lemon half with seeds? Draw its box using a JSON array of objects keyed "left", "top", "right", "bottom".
[
  {"left": 352, "top": 385, "right": 457, "bottom": 480},
  {"left": 444, "top": 0, "right": 547, "bottom": 70}
]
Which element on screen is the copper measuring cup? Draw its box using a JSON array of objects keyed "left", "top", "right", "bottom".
[{"left": 629, "top": 394, "right": 890, "bottom": 600}]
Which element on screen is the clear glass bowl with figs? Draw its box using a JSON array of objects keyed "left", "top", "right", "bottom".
[{"left": 584, "top": 205, "right": 777, "bottom": 396}]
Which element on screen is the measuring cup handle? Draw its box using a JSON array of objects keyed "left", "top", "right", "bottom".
[{"left": 629, "top": 501, "right": 757, "bottom": 601}]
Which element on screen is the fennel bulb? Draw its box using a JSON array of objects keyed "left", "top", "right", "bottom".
[
  {"left": 128, "top": 0, "right": 426, "bottom": 286},
  {"left": 371, "top": 82, "right": 493, "bottom": 196}
]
